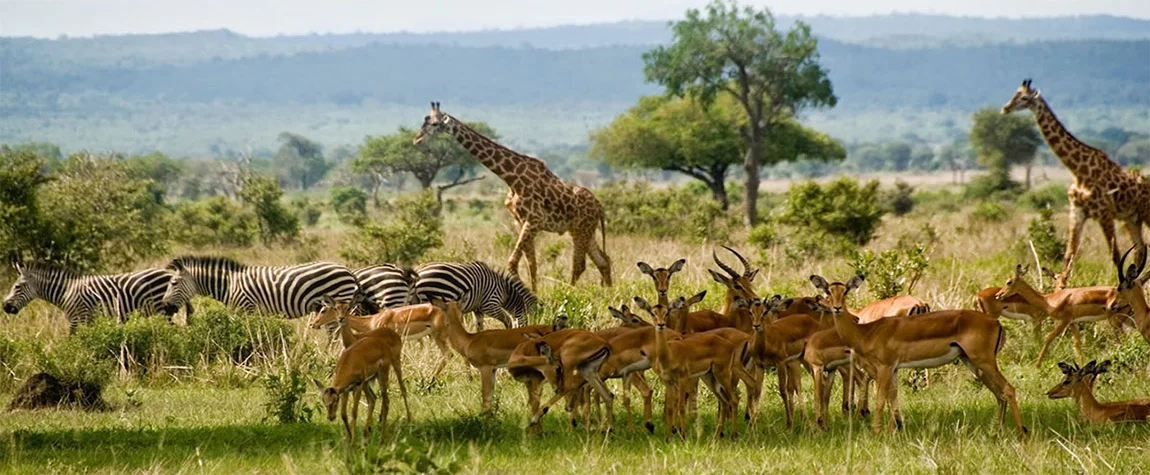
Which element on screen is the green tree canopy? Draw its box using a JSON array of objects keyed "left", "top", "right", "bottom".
[
  {"left": 970, "top": 107, "right": 1042, "bottom": 187},
  {"left": 643, "top": 0, "right": 837, "bottom": 226},
  {"left": 275, "top": 132, "right": 330, "bottom": 190},
  {"left": 354, "top": 122, "right": 496, "bottom": 204}
]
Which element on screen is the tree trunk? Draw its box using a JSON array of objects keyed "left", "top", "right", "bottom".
[
  {"left": 1025, "top": 162, "right": 1033, "bottom": 189},
  {"left": 416, "top": 174, "right": 434, "bottom": 190},
  {"left": 708, "top": 179, "right": 729, "bottom": 211},
  {"left": 370, "top": 175, "right": 381, "bottom": 209},
  {"left": 743, "top": 130, "right": 762, "bottom": 227}
]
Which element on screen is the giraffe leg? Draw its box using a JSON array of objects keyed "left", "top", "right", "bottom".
[
  {"left": 508, "top": 223, "right": 538, "bottom": 291},
  {"left": 586, "top": 233, "right": 612, "bottom": 287},
  {"left": 1122, "top": 218, "right": 1147, "bottom": 270},
  {"left": 1061, "top": 204, "right": 1088, "bottom": 286},
  {"left": 570, "top": 231, "right": 590, "bottom": 286},
  {"left": 1096, "top": 207, "right": 1121, "bottom": 268}
]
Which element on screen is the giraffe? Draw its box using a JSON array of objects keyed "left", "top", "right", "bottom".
[
  {"left": 413, "top": 102, "right": 612, "bottom": 290},
  {"left": 1002, "top": 79, "right": 1150, "bottom": 288}
]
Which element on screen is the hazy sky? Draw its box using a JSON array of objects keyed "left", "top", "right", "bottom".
[{"left": 2, "top": 0, "right": 1148, "bottom": 38}]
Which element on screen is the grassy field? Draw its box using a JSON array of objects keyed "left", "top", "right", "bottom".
[{"left": 2, "top": 180, "right": 1149, "bottom": 474}]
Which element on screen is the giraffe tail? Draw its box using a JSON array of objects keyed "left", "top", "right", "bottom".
[{"left": 600, "top": 214, "right": 607, "bottom": 254}]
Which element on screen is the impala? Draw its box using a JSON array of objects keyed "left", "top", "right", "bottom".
[
  {"left": 1048, "top": 360, "right": 1149, "bottom": 423},
  {"left": 1112, "top": 245, "right": 1149, "bottom": 343},
  {"left": 638, "top": 258, "right": 686, "bottom": 306},
  {"left": 709, "top": 246, "right": 760, "bottom": 315},
  {"left": 596, "top": 305, "right": 655, "bottom": 430},
  {"left": 310, "top": 298, "right": 453, "bottom": 380},
  {"left": 746, "top": 295, "right": 823, "bottom": 428},
  {"left": 312, "top": 325, "right": 412, "bottom": 443},
  {"left": 812, "top": 274, "right": 1026, "bottom": 434},
  {"left": 994, "top": 264, "right": 1122, "bottom": 366},
  {"left": 507, "top": 329, "right": 614, "bottom": 432},
  {"left": 430, "top": 298, "right": 559, "bottom": 411}
]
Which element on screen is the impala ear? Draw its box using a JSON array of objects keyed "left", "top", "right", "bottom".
[
  {"left": 846, "top": 276, "right": 864, "bottom": 293},
  {"left": 669, "top": 258, "right": 686, "bottom": 273},
  {"left": 1057, "top": 362, "right": 1074, "bottom": 375},
  {"left": 608, "top": 306, "right": 623, "bottom": 320},
  {"left": 637, "top": 262, "right": 654, "bottom": 276},
  {"left": 809, "top": 275, "right": 830, "bottom": 294},
  {"left": 1095, "top": 360, "right": 1112, "bottom": 374},
  {"left": 633, "top": 296, "right": 652, "bottom": 314},
  {"left": 311, "top": 377, "right": 327, "bottom": 392},
  {"left": 1083, "top": 360, "right": 1097, "bottom": 374},
  {"left": 746, "top": 269, "right": 760, "bottom": 282},
  {"left": 688, "top": 291, "right": 706, "bottom": 305},
  {"left": 708, "top": 269, "right": 729, "bottom": 285}
]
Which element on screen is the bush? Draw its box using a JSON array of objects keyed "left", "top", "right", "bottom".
[
  {"left": 34, "top": 336, "right": 115, "bottom": 390},
  {"left": 238, "top": 174, "right": 299, "bottom": 243},
  {"left": 171, "top": 197, "right": 260, "bottom": 248},
  {"left": 970, "top": 202, "right": 1008, "bottom": 222},
  {"left": 963, "top": 172, "right": 1022, "bottom": 201},
  {"left": 343, "top": 436, "right": 468, "bottom": 474},
  {"left": 341, "top": 192, "right": 443, "bottom": 266},
  {"left": 1020, "top": 207, "right": 1066, "bottom": 265},
  {"left": 747, "top": 221, "right": 779, "bottom": 249},
  {"left": 778, "top": 178, "right": 887, "bottom": 246},
  {"left": 885, "top": 180, "right": 915, "bottom": 216},
  {"left": 263, "top": 362, "right": 316, "bottom": 424},
  {"left": 848, "top": 244, "right": 930, "bottom": 300},
  {"left": 597, "top": 181, "right": 730, "bottom": 242},
  {"left": 1019, "top": 183, "right": 1068, "bottom": 211},
  {"left": 291, "top": 197, "right": 323, "bottom": 227},
  {"left": 330, "top": 186, "right": 368, "bottom": 226}
]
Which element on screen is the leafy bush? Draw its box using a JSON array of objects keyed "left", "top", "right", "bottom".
[
  {"left": 885, "top": 180, "right": 915, "bottom": 216},
  {"left": 848, "top": 244, "right": 930, "bottom": 299},
  {"left": 747, "top": 221, "right": 779, "bottom": 249},
  {"left": 778, "top": 178, "right": 886, "bottom": 246},
  {"left": 963, "top": 172, "right": 1021, "bottom": 201},
  {"left": 343, "top": 436, "right": 468, "bottom": 474},
  {"left": 330, "top": 186, "right": 368, "bottom": 226},
  {"left": 238, "top": 174, "right": 299, "bottom": 242},
  {"left": 1020, "top": 207, "right": 1066, "bottom": 265},
  {"left": 1019, "top": 183, "right": 1068, "bottom": 211},
  {"left": 341, "top": 192, "right": 443, "bottom": 266},
  {"left": 597, "top": 181, "right": 730, "bottom": 242},
  {"left": 34, "top": 336, "right": 115, "bottom": 390},
  {"left": 781, "top": 229, "right": 852, "bottom": 265},
  {"left": 291, "top": 197, "right": 323, "bottom": 227},
  {"left": 171, "top": 197, "right": 260, "bottom": 248},
  {"left": 263, "top": 362, "right": 316, "bottom": 424},
  {"left": 970, "top": 202, "right": 1008, "bottom": 222}
]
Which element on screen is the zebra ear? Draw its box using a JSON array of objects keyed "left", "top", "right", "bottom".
[{"left": 8, "top": 252, "right": 22, "bottom": 272}]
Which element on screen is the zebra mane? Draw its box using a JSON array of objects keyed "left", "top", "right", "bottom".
[
  {"left": 16, "top": 261, "right": 84, "bottom": 278},
  {"left": 167, "top": 255, "right": 247, "bottom": 272}
]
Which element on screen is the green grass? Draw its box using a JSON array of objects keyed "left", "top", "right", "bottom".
[{"left": 1, "top": 192, "right": 1148, "bottom": 473}]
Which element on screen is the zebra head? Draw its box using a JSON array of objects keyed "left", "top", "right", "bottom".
[
  {"left": 3, "top": 261, "right": 35, "bottom": 314},
  {"left": 503, "top": 275, "right": 538, "bottom": 326},
  {"left": 160, "top": 262, "right": 199, "bottom": 315}
]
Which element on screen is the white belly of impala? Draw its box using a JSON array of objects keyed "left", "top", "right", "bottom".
[
  {"left": 396, "top": 326, "right": 434, "bottom": 340},
  {"left": 1000, "top": 310, "right": 1035, "bottom": 322},
  {"left": 896, "top": 345, "right": 962, "bottom": 369},
  {"left": 1072, "top": 314, "right": 1109, "bottom": 324},
  {"left": 824, "top": 357, "right": 852, "bottom": 371}
]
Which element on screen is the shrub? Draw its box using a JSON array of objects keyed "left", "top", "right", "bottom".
[
  {"left": 848, "top": 244, "right": 930, "bottom": 300},
  {"left": 963, "top": 172, "right": 1021, "bottom": 201},
  {"left": 330, "top": 186, "right": 368, "bottom": 226},
  {"left": 1018, "top": 183, "right": 1068, "bottom": 211},
  {"left": 263, "top": 363, "right": 315, "bottom": 424},
  {"left": 34, "top": 336, "right": 115, "bottom": 390},
  {"left": 597, "top": 181, "right": 730, "bottom": 242},
  {"left": 291, "top": 197, "right": 323, "bottom": 227},
  {"left": 747, "top": 221, "right": 779, "bottom": 249},
  {"left": 885, "top": 180, "right": 915, "bottom": 216},
  {"left": 1020, "top": 207, "right": 1066, "bottom": 265},
  {"left": 970, "top": 202, "right": 1008, "bottom": 222},
  {"left": 343, "top": 436, "right": 468, "bottom": 474},
  {"left": 171, "top": 197, "right": 260, "bottom": 248},
  {"left": 341, "top": 192, "right": 443, "bottom": 266},
  {"left": 238, "top": 174, "right": 299, "bottom": 242},
  {"left": 778, "top": 178, "right": 887, "bottom": 246}
]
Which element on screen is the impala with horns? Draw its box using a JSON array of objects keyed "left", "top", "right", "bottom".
[
  {"left": 1113, "top": 245, "right": 1149, "bottom": 343},
  {"left": 709, "top": 246, "right": 760, "bottom": 315},
  {"left": 1048, "top": 360, "right": 1149, "bottom": 423}
]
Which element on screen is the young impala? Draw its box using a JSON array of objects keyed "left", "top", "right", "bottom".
[
  {"left": 1048, "top": 360, "right": 1149, "bottom": 423},
  {"left": 312, "top": 325, "right": 412, "bottom": 443}
]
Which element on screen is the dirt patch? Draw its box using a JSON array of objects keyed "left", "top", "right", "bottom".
[{"left": 7, "top": 372, "right": 108, "bottom": 411}]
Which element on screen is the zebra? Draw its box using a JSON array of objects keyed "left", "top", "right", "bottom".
[
  {"left": 352, "top": 264, "right": 419, "bottom": 314},
  {"left": 160, "top": 256, "right": 359, "bottom": 319},
  {"left": 410, "top": 261, "right": 537, "bottom": 330},
  {"left": 3, "top": 261, "right": 179, "bottom": 332}
]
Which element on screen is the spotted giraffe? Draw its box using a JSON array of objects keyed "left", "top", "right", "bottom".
[
  {"left": 413, "top": 102, "right": 611, "bottom": 290},
  {"left": 1002, "top": 79, "right": 1150, "bottom": 287}
]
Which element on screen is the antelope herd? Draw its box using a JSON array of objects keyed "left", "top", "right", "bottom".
[{"left": 308, "top": 245, "right": 1149, "bottom": 441}]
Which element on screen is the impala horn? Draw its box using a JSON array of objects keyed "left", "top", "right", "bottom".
[
  {"left": 712, "top": 249, "right": 741, "bottom": 279},
  {"left": 721, "top": 245, "right": 753, "bottom": 277}
]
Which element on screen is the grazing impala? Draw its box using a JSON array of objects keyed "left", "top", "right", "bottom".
[
  {"left": 309, "top": 298, "right": 453, "bottom": 380},
  {"left": 430, "top": 299, "right": 559, "bottom": 411},
  {"left": 507, "top": 329, "right": 614, "bottom": 432},
  {"left": 994, "top": 264, "right": 1121, "bottom": 366},
  {"left": 1049, "top": 360, "right": 1149, "bottom": 423},
  {"left": 312, "top": 325, "right": 412, "bottom": 443},
  {"left": 812, "top": 274, "right": 1026, "bottom": 434}
]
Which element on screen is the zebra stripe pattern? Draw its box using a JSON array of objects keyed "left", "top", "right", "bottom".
[
  {"left": 411, "top": 261, "right": 537, "bottom": 329},
  {"left": 353, "top": 264, "right": 418, "bottom": 312},
  {"left": 3, "top": 262, "right": 172, "bottom": 332},
  {"left": 161, "top": 256, "right": 358, "bottom": 319}
]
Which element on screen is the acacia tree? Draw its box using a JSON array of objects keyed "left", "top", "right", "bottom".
[
  {"left": 275, "top": 132, "right": 330, "bottom": 190},
  {"left": 644, "top": 0, "right": 837, "bottom": 226},
  {"left": 355, "top": 122, "right": 495, "bottom": 206},
  {"left": 970, "top": 107, "right": 1042, "bottom": 188}
]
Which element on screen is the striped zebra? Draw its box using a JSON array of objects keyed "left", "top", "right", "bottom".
[
  {"left": 352, "top": 264, "right": 419, "bottom": 314},
  {"left": 3, "top": 261, "right": 179, "bottom": 332},
  {"left": 160, "top": 256, "right": 359, "bottom": 319},
  {"left": 410, "top": 261, "right": 537, "bottom": 329}
]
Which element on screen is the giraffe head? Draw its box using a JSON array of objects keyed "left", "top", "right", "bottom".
[
  {"left": 413, "top": 101, "right": 456, "bottom": 145},
  {"left": 1001, "top": 79, "right": 1042, "bottom": 114}
]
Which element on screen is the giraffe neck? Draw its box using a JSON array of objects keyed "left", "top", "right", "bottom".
[
  {"left": 1031, "top": 98, "right": 1113, "bottom": 179},
  {"left": 445, "top": 118, "right": 547, "bottom": 191}
]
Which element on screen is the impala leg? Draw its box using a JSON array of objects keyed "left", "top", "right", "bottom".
[
  {"left": 1069, "top": 324, "right": 1085, "bottom": 364},
  {"left": 776, "top": 364, "right": 794, "bottom": 429},
  {"left": 858, "top": 370, "right": 872, "bottom": 418},
  {"left": 885, "top": 370, "right": 901, "bottom": 432},
  {"left": 340, "top": 390, "right": 353, "bottom": 440},
  {"left": 965, "top": 354, "right": 1026, "bottom": 434},
  {"left": 349, "top": 385, "right": 363, "bottom": 444},
  {"left": 392, "top": 354, "right": 411, "bottom": 424},
  {"left": 429, "top": 334, "right": 452, "bottom": 382},
  {"left": 746, "top": 364, "right": 764, "bottom": 428},
  {"left": 480, "top": 365, "right": 495, "bottom": 412},
  {"left": 361, "top": 380, "right": 377, "bottom": 438},
  {"left": 1035, "top": 319, "right": 1071, "bottom": 367},
  {"left": 872, "top": 368, "right": 893, "bottom": 434},
  {"left": 631, "top": 374, "right": 655, "bottom": 433},
  {"left": 814, "top": 366, "right": 832, "bottom": 429}
]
